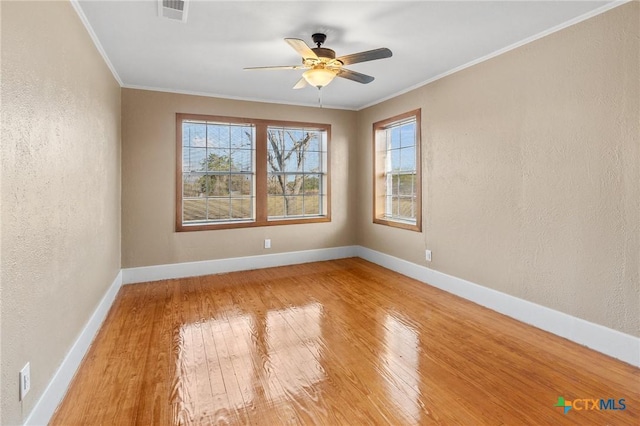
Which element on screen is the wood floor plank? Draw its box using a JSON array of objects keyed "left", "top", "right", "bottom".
[
  {"left": 134, "top": 280, "right": 176, "bottom": 425},
  {"left": 51, "top": 258, "right": 639, "bottom": 425},
  {"left": 210, "top": 275, "right": 291, "bottom": 425}
]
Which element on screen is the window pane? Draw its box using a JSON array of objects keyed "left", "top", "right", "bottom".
[
  {"left": 268, "top": 196, "right": 285, "bottom": 217},
  {"left": 303, "top": 195, "right": 320, "bottom": 215},
  {"left": 303, "top": 175, "right": 320, "bottom": 195},
  {"left": 280, "top": 151, "right": 300, "bottom": 173},
  {"left": 267, "top": 151, "right": 279, "bottom": 173},
  {"left": 240, "top": 126, "right": 254, "bottom": 148},
  {"left": 390, "top": 174, "right": 399, "bottom": 196},
  {"left": 183, "top": 199, "right": 206, "bottom": 222},
  {"left": 207, "top": 149, "right": 230, "bottom": 172},
  {"left": 184, "top": 123, "right": 206, "bottom": 148},
  {"left": 285, "top": 129, "right": 301, "bottom": 151},
  {"left": 205, "top": 175, "right": 229, "bottom": 196},
  {"left": 285, "top": 196, "right": 303, "bottom": 216},
  {"left": 231, "top": 149, "right": 252, "bottom": 172},
  {"left": 398, "top": 174, "right": 415, "bottom": 196},
  {"left": 184, "top": 148, "right": 207, "bottom": 172},
  {"left": 390, "top": 149, "right": 400, "bottom": 172},
  {"left": 267, "top": 147, "right": 302, "bottom": 173},
  {"left": 207, "top": 198, "right": 230, "bottom": 220},
  {"left": 400, "top": 147, "right": 416, "bottom": 171},
  {"left": 306, "top": 131, "right": 321, "bottom": 152},
  {"left": 230, "top": 174, "right": 251, "bottom": 196},
  {"left": 399, "top": 196, "right": 414, "bottom": 218},
  {"left": 267, "top": 128, "right": 285, "bottom": 155},
  {"left": 183, "top": 174, "right": 202, "bottom": 198},
  {"left": 267, "top": 175, "right": 284, "bottom": 195},
  {"left": 304, "top": 152, "right": 320, "bottom": 173},
  {"left": 207, "top": 124, "right": 228, "bottom": 149},
  {"left": 287, "top": 156, "right": 301, "bottom": 172},
  {"left": 182, "top": 149, "right": 190, "bottom": 171},
  {"left": 390, "top": 126, "right": 401, "bottom": 150},
  {"left": 229, "top": 126, "right": 245, "bottom": 149},
  {"left": 231, "top": 198, "right": 252, "bottom": 219},
  {"left": 268, "top": 128, "right": 315, "bottom": 172},
  {"left": 400, "top": 122, "right": 415, "bottom": 148},
  {"left": 289, "top": 174, "right": 303, "bottom": 195},
  {"left": 391, "top": 196, "right": 400, "bottom": 217},
  {"left": 270, "top": 174, "right": 297, "bottom": 195}
]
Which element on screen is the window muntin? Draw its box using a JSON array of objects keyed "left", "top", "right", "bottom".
[
  {"left": 266, "top": 127, "right": 327, "bottom": 219},
  {"left": 373, "top": 110, "right": 421, "bottom": 232},
  {"left": 177, "top": 114, "right": 330, "bottom": 231}
]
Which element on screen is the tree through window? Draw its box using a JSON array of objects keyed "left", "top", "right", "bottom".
[
  {"left": 267, "top": 127, "right": 326, "bottom": 218},
  {"left": 176, "top": 114, "right": 330, "bottom": 231}
]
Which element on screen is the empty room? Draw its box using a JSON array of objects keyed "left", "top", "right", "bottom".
[{"left": 1, "top": 0, "right": 638, "bottom": 425}]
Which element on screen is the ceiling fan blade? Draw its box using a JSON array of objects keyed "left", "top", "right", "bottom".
[
  {"left": 337, "top": 68, "right": 375, "bottom": 84},
  {"left": 243, "top": 65, "right": 304, "bottom": 71},
  {"left": 285, "top": 38, "right": 318, "bottom": 60},
  {"left": 292, "top": 77, "right": 308, "bottom": 90},
  {"left": 337, "top": 48, "right": 392, "bottom": 65}
]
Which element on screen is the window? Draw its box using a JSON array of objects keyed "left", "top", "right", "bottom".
[
  {"left": 177, "top": 114, "right": 330, "bottom": 231},
  {"left": 373, "top": 110, "right": 421, "bottom": 231},
  {"left": 180, "top": 118, "right": 256, "bottom": 225},
  {"left": 267, "top": 126, "right": 327, "bottom": 219}
]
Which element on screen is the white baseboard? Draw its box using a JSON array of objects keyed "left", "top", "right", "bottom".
[
  {"left": 122, "top": 246, "right": 359, "bottom": 284},
  {"left": 356, "top": 246, "right": 640, "bottom": 367},
  {"left": 24, "top": 270, "right": 123, "bottom": 426}
]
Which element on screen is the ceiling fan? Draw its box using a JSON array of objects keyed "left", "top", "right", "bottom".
[{"left": 244, "top": 33, "right": 392, "bottom": 90}]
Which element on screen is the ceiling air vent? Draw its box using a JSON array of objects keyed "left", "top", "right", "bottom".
[{"left": 158, "top": 0, "right": 189, "bottom": 22}]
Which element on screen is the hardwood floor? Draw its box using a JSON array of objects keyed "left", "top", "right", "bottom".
[{"left": 52, "top": 258, "right": 639, "bottom": 425}]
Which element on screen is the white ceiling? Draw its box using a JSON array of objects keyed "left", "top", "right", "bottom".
[{"left": 76, "top": 0, "right": 616, "bottom": 110}]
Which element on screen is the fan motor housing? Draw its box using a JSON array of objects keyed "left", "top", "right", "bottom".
[{"left": 312, "top": 47, "right": 336, "bottom": 60}]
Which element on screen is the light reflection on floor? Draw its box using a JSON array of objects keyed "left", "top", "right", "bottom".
[
  {"left": 383, "top": 313, "right": 422, "bottom": 424},
  {"left": 175, "top": 303, "right": 324, "bottom": 422},
  {"left": 267, "top": 304, "right": 325, "bottom": 402}
]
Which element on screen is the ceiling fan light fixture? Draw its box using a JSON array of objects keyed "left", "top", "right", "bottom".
[
  {"left": 302, "top": 68, "right": 337, "bottom": 88},
  {"left": 244, "top": 34, "right": 391, "bottom": 91}
]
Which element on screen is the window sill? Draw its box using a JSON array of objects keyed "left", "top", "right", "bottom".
[
  {"left": 373, "top": 217, "right": 421, "bottom": 232},
  {"left": 177, "top": 216, "right": 331, "bottom": 232}
]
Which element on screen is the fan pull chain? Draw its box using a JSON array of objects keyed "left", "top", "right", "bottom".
[{"left": 318, "top": 87, "right": 323, "bottom": 108}]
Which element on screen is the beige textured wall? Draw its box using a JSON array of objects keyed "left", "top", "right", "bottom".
[
  {"left": 1, "top": 1, "right": 121, "bottom": 424},
  {"left": 0, "top": 2, "right": 4, "bottom": 412},
  {"left": 121, "top": 89, "right": 357, "bottom": 268},
  {"left": 0, "top": 0, "right": 4, "bottom": 414},
  {"left": 357, "top": 2, "right": 639, "bottom": 337}
]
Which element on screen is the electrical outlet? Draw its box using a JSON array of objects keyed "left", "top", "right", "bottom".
[
  {"left": 19, "top": 362, "right": 30, "bottom": 401},
  {"left": 425, "top": 250, "right": 432, "bottom": 262},
  {"left": 264, "top": 239, "right": 271, "bottom": 249}
]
